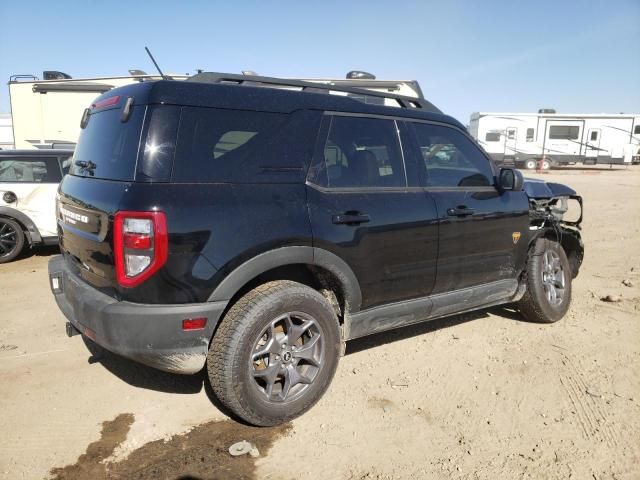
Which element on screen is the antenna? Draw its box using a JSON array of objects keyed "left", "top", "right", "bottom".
[{"left": 144, "top": 46, "right": 167, "bottom": 80}]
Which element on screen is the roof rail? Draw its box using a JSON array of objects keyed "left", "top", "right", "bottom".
[{"left": 186, "top": 72, "right": 441, "bottom": 114}]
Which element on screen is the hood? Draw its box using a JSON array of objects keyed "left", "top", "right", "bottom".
[{"left": 523, "top": 177, "right": 577, "bottom": 199}]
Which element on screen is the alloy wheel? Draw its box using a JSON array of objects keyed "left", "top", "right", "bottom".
[
  {"left": 250, "top": 311, "right": 325, "bottom": 403},
  {"left": 541, "top": 249, "right": 565, "bottom": 306},
  {"left": 0, "top": 221, "right": 18, "bottom": 258}
]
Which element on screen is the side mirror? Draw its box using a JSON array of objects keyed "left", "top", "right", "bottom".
[{"left": 498, "top": 168, "right": 524, "bottom": 192}]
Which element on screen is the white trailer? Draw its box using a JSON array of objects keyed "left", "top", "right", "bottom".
[
  {"left": 0, "top": 113, "right": 13, "bottom": 150},
  {"left": 8, "top": 70, "right": 423, "bottom": 150},
  {"left": 469, "top": 110, "right": 640, "bottom": 169}
]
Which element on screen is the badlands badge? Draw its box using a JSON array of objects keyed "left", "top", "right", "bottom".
[{"left": 512, "top": 232, "right": 521, "bottom": 244}]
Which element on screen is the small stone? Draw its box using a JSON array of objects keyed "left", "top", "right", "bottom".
[
  {"left": 601, "top": 294, "right": 622, "bottom": 303},
  {"left": 249, "top": 447, "right": 260, "bottom": 458},
  {"left": 622, "top": 279, "right": 634, "bottom": 287}
]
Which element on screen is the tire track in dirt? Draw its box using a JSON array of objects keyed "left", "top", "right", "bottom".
[{"left": 555, "top": 348, "right": 619, "bottom": 448}]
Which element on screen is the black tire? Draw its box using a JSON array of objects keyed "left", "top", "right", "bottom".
[
  {"left": 0, "top": 218, "right": 25, "bottom": 264},
  {"left": 207, "top": 280, "right": 341, "bottom": 426},
  {"left": 517, "top": 238, "right": 572, "bottom": 323}
]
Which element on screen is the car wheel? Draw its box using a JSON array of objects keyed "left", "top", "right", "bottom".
[
  {"left": 525, "top": 159, "right": 537, "bottom": 170},
  {"left": 0, "top": 218, "right": 25, "bottom": 264},
  {"left": 542, "top": 159, "right": 551, "bottom": 170},
  {"left": 517, "top": 238, "right": 572, "bottom": 323},
  {"left": 207, "top": 280, "right": 342, "bottom": 426}
]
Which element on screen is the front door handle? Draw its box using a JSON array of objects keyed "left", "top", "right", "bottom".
[
  {"left": 332, "top": 212, "right": 371, "bottom": 225},
  {"left": 447, "top": 206, "right": 475, "bottom": 217}
]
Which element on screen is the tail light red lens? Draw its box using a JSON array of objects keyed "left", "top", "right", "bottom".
[{"left": 114, "top": 211, "right": 168, "bottom": 288}]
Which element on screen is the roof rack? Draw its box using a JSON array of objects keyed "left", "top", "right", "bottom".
[{"left": 186, "top": 72, "right": 441, "bottom": 114}]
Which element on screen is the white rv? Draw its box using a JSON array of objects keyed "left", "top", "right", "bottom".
[
  {"left": 469, "top": 110, "right": 640, "bottom": 169},
  {"left": 8, "top": 70, "right": 423, "bottom": 151},
  {"left": 0, "top": 113, "right": 13, "bottom": 149}
]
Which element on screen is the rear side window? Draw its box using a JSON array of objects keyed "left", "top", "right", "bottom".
[
  {"left": 0, "top": 157, "right": 62, "bottom": 183},
  {"left": 71, "top": 106, "right": 145, "bottom": 181},
  {"left": 173, "top": 107, "right": 288, "bottom": 183},
  {"left": 549, "top": 125, "right": 579, "bottom": 140},
  {"left": 317, "top": 116, "right": 405, "bottom": 188},
  {"left": 485, "top": 132, "right": 500, "bottom": 142},
  {"left": 412, "top": 123, "right": 493, "bottom": 188},
  {"left": 634, "top": 125, "right": 640, "bottom": 135}
]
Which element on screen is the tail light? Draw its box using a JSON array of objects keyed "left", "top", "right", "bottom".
[{"left": 114, "top": 211, "right": 168, "bottom": 287}]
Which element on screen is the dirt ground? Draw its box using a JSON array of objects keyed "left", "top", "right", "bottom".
[{"left": 1, "top": 166, "right": 639, "bottom": 480}]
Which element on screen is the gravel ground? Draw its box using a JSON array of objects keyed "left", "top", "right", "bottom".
[{"left": 1, "top": 166, "right": 639, "bottom": 480}]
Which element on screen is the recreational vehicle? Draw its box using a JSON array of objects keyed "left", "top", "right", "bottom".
[
  {"left": 0, "top": 113, "right": 13, "bottom": 149},
  {"left": 469, "top": 110, "right": 640, "bottom": 169},
  {"left": 8, "top": 70, "right": 423, "bottom": 150}
]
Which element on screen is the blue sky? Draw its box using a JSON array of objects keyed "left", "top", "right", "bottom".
[{"left": 0, "top": 0, "right": 638, "bottom": 123}]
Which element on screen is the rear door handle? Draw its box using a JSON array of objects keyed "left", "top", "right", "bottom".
[
  {"left": 332, "top": 212, "right": 371, "bottom": 225},
  {"left": 447, "top": 207, "right": 475, "bottom": 217}
]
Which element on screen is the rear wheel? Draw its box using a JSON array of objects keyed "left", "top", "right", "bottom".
[
  {"left": 517, "top": 238, "right": 572, "bottom": 323},
  {"left": 207, "top": 280, "right": 341, "bottom": 426},
  {"left": 0, "top": 218, "right": 25, "bottom": 264},
  {"left": 541, "top": 159, "right": 551, "bottom": 170},
  {"left": 525, "top": 159, "right": 537, "bottom": 170}
]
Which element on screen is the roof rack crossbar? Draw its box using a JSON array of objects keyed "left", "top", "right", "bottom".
[{"left": 186, "top": 72, "right": 441, "bottom": 113}]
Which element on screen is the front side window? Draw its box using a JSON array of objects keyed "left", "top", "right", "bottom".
[
  {"left": 634, "top": 125, "right": 640, "bottom": 135},
  {"left": 590, "top": 130, "right": 598, "bottom": 141},
  {"left": 413, "top": 123, "right": 493, "bottom": 188},
  {"left": 485, "top": 132, "right": 500, "bottom": 142},
  {"left": 549, "top": 125, "right": 580, "bottom": 140},
  {"left": 0, "top": 157, "right": 62, "bottom": 183},
  {"left": 320, "top": 116, "right": 405, "bottom": 188}
]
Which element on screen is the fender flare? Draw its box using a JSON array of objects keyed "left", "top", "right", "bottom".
[
  {"left": 0, "top": 206, "right": 42, "bottom": 244},
  {"left": 207, "top": 246, "right": 363, "bottom": 313}
]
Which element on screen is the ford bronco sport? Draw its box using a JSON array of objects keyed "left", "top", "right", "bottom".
[{"left": 48, "top": 72, "right": 584, "bottom": 426}]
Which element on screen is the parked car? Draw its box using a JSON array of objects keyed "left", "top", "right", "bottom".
[
  {"left": 48, "top": 74, "right": 584, "bottom": 426},
  {"left": 0, "top": 149, "right": 73, "bottom": 263}
]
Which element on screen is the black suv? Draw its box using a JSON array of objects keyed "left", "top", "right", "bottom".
[{"left": 48, "top": 73, "right": 584, "bottom": 426}]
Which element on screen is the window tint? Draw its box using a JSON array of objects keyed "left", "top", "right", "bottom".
[
  {"left": 0, "top": 157, "right": 62, "bottom": 183},
  {"left": 72, "top": 106, "right": 145, "bottom": 180},
  {"left": 590, "top": 130, "right": 598, "bottom": 141},
  {"left": 485, "top": 132, "right": 500, "bottom": 142},
  {"left": 173, "top": 107, "right": 288, "bottom": 182},
  {"left": 320, "top": 116, "right": 405, "bottom": 188},
  {"left": 549, "top": 125, "right": 579, "bottom": 140},
  {"left": 526, "top": 128, "right": 535, "bottom": 142},
  {"left": 634, "top": 125, "right": 640, "bottom": 135},
  {"left": 413, "top": 123, "right": 493, "bottom": 188}
]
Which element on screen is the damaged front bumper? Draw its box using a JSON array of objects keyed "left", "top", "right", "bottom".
[
  {"left": 524, "top": 178, "right": 584, "bottom": 277},
  {"left": 48, "top": 255, "right": 227, "bottom": 374}
]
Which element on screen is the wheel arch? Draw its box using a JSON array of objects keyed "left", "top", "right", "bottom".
[
  {"left": 207, "top": 246, "right": 363, "bottom": 316},
  {"left": 0, "top": 206, "right": 42, "bottom": 244}
]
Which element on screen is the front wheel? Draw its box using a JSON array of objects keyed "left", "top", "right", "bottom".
[
  {"left": 207, "top": 281, "right": 341, "bottom": 426},
  {"left": 517, "top": 238, "right": 572, "bottom": 323},
  {"left": 0, "top": 218, "right": 25, "bottom": 264}
]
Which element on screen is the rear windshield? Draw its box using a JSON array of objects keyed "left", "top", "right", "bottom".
[{"left": 71, "top": 106, "right": 145, "bottom": 181}]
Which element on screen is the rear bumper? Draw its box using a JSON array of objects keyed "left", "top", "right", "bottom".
[{"left": 48, "top": 255, "right": 227, "bottom": 374}]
